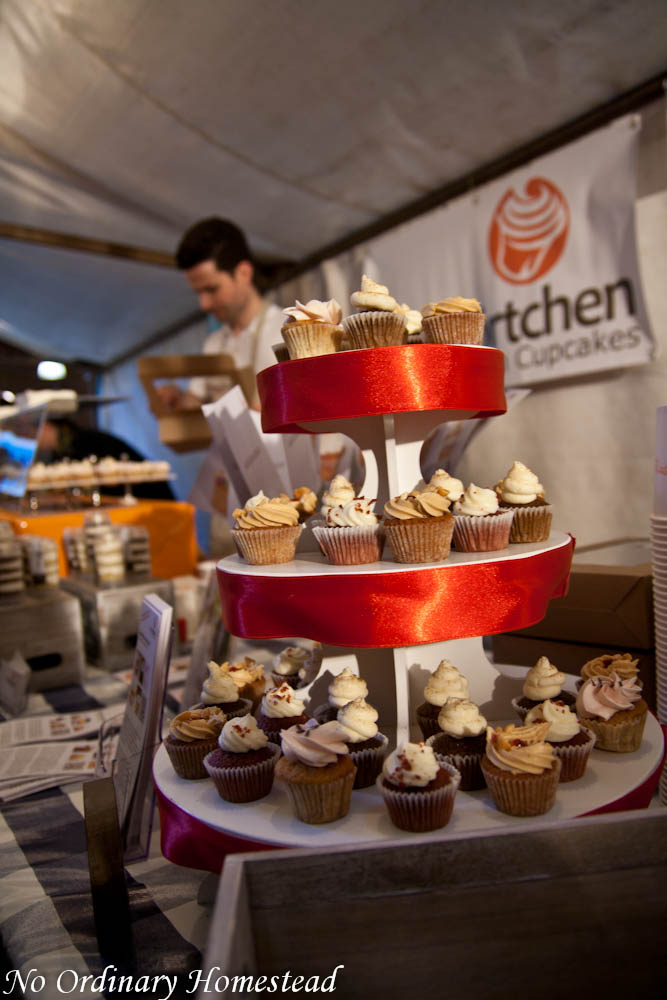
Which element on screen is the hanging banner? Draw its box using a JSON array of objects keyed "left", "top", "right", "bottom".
[{"left": 365, "top": 115, "right": 654, "bottom": 388}]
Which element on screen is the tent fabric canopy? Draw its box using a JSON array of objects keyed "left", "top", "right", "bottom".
[{"left": 0, "top": 0, "right": 666, "bottom": 365}]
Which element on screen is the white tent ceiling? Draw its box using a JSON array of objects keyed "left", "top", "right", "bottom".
[{"left": 0, "top": 0, "right": 665, "bottom": 367}]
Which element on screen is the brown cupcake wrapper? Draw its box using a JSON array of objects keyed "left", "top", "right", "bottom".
[
  {"left": 281, "top": 768, "right": 356, "bottom": 824},
  {"left": 426, "top": 737, "right": 486, "bottom": 791},
  {"left": 507, "top": 504, "right": 553, "bottom": 543},
  {"left": 203, "top": 744, "right": 281, "bottom": 802},
  {"left": 510, "top": 696, "right": 530, "bottom": 722},
  {"left": 384, "top": 514, "right": 454, "bottom": 564},
  {"left": 578, "top": 707, "right": 647, "bottom": 752},
  {"left": 313, "top": 524, "right": 385, "bottom": 565},
  {"left": 481, "top": 756, "right": 561, "bottom": 816},
  {"left": 272, "top": 342, "right": 290, "bottom": 363},
  {"left": 164, "top": 736, "right": 220, "bottom": 780},
  {"left": 551, "top": 727, "right": 596, "bottom": 782},
  {"left": 377, "top": 761, "right": 460, "bottom": 832},
  {"left": 452, "top": 510, "right": 514, "bottom": 552},
  {"left": 415, "top": 703, "right": 443, "bottom": 740},
  {"left": 232, "top": 524, "right": 303, "bottom": 565},
  {"left": 349, "top": 733, "right": 389, "bottom": 788},
  {"left": 342, "top": 311, "right": 407, "bottom": 350},
  {"left": 281, "top": 322, "right": 343, "bottom": 359},
  {"left": 422, "top": 312, "right": 485, "bottom": 345}
]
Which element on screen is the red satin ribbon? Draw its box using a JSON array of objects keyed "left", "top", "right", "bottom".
[
  {"left": 258, "top": 344, "right": 507, "bottom": 433},
  {"left": 218, "top": 537, "right": 575, "bottom": 647}
]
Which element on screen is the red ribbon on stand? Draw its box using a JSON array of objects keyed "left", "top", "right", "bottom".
[
  {"left": 258, "top": 344, "right": 507, "bottom": 433},
  {"left": 218, "top": 538, "right": 576, "bottom": 647}
]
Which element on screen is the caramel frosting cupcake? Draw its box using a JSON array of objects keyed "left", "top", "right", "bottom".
[
  {"left": 291, "top": 486, "right": 318, "bottom": 520},
  {"left": 525, "top": 700, "right": 596, "bottom": 782},
  {"left": 383, "top": 488, "right": 454, "bottom": 563},
  {"left": 343, "top": 275, "right": 407, "bottom": 349},
  {"left": 272, "top": 645, "right": 311, "bottom": 689},
  {"left": 421, "top": 296, "right": 485, "bottom": 345},
  {"left": 481, "top": 722, "right": 561, "bottom": 816},
  {"left": 427, "top": 698, "right": 487, "bottom": 790},
  {"left": 336, "top": 698, "right": 388, "bottom": 788},
  {"left": 512, "top": 656, "right": 575, "bottom": 719},
  {"left": 313, "top": 668, "right": 368, "bottom": 724},
  {"left": 575, "top": 672, "right": 647, "bottom": 753},
  {"left": 231, "top": 490, "right": 303, "bottom": 565},
  {"left": 256, "top": 682, "right": 309, "bottom": 744},
  {"left": 496, "top": 461, "right": 552, "bottom": 542},
  {"left": 580, "top": 652, "right": 639, "bottom": 684},
  {"left": 425, "top": 468, "right": 464, "bottom": 503},
  {"left": 393, "top": 302, "right": 422, "bottom": 337},
  {"left": 313, "top": 496, "right": 385, "bottom": 565},
  {"left": 416, "top": 659, "right": 469, "bottom": 739},
  {"left": 219, "top": 657, "right": 266, "bottom": 710},
  {"left": 203, "top": 714, "right": 281, "bottom": 802},
  {"left": 196, "top": 661, "right": 252, "bottom": 719},
  {"left": 281, "top": 298, "right": 344, "bottom": 358},
  {"left": 276, "top": 721, "right": 356, "bottom": 824},
  {"left": 377, "top": 742, "right": 460, "bottom": 832},
  {"left": 451, "top": 484, "right": 514, "bottom": 552},
  {"left": 164, "top": 707, "right": 226, "bottom": 780}
]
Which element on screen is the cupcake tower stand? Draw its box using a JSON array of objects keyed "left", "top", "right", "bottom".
[{"left": 153, "top": 345, "right": 664, "bottom": 868}]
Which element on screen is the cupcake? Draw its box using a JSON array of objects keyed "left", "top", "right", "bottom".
[
  {"left": 377, "top": 742, "right": 460, "bottom": 833},
  {"left": 421, "top": 297, "right": 485, "bottom": 345},
  {"left": 231, "top": 490, "right": 303, "bottom": 565},
  {"left": 313, "top": 668, "right": 368, "bottom": 724},
  {"left": 425, "top": 468, "right": 464, "bottom": 503},
  {"left": 320, "top": 474, "right": 356, "bottom": 517},
  {"left": 415, "top": 659, "right": 469, "bottom": 739},
  {"left": 163, "top": 707, "right": 226, "bottom": 780},
  {"left": 575, "top": 673, "right": 647, "bottom": 753},
  {"left": 426, "top": 698, "right": 487, "bottom": 791},
  {"left": 220, "top": 657, "right": 266, "bottom": 710},
  {"left": 272, "top": 646, "right": 311, "bottom": 689},
  {"left": 481, "top": 722, "right": 562, "bottom": 816},
  {"left": 313, "top": 497, "right": 385, "bottom": 565},
  {"left": 275, "top": 721, "right": 356, "bottom": 824},
  {"left": 291, "top": 487, "right": 318, "bottom": 521},
  {"left": 579, "top": 652, "right": 639, "bottom": 687},
  {"left": 281, "top": 299, "right": 344, "bottom": 359},
  {"left": 512, "top": 656, "right": 575, "bottom": 720},
  {"left": 342, "top": 275, "right": 407, "bottom": 349},
  {"left": 335, "top": 698, "right": 388, "bottom": 788},
  {"left": 383, "top": 488, "right": 454, "bottom": 564},
  {"left": 525, "top": 700, "right": 596, "bottom": 782},
  {"left": 203, "top": 714, "right": 281, "bottom": 802},
  {"left": 393, "top": 302, "right": 423, "bottom": 338},
  {"left": 496, "top": 461, "right": 552, "bottom": 542},
  {"left": 256, "top": 682, "right": 309, "bottom": 744},
  {"left": 451, "top": 484, "right": 514, "bottom": 552},
  {"left": 195, "top": 660, "right": 253, "bottom": 719}
]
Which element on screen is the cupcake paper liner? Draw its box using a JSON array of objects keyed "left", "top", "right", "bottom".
[
  {"left": 452, "top": 510, "right": 514, "bottom": 552},
  {"left": 349, "top": 733, "right": 389, "bottom": 788},
  {"left": 281, "top": 322, "right": 343, "bottom": 359},
  {"left": 426, "top": 735, "right": 486, "bottom": 791},
  {"left": 272, "top": 342, "right": 290, "bottom": 363},
  {"left": 377, "top": 761, "right": 461, "bottom": 832},
  {"left": 415, "top": 702, "right": 443, "bottom": 740},
  {"left": 203, "top": 744, "right": 281, "bottom": 802},
  {"left": 384, "top": 514, "right": 454, "bottom": 564},
  {"left": 232, "top": 524, "right": 303, "bottom": 565},
  {"left": 551, "top": 727, "right": 596, "bottom": 782},
  {"left": 481, "top": 756, "right": 561, "bottom": 816},
  {"left": 577, "top": 702, "right": 647, "bottom": 752},
  {"left": 313, "top": 524, "right": 385, "bottom": 565},
  {"left": 280, "top": 767, "right": 356, "bottom": 824},
  {"left": 164, "top": 736, "right": 221, "bottom": 780},
  {"left": 422, "top": 312, "right": 485, "bottom": 345},
  {"left": 506, "top": 504, "right": 553, "bottom": 543},
  {"left": 342, "top": 311, "right": 407, "bottom": 350}
]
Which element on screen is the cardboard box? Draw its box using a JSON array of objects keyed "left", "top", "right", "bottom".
[{"left": 515, "top": 539, "right": 653, "bottom": 650}]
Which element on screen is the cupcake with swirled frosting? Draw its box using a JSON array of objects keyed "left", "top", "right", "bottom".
[
  {"left": 451, "top": 483, "right": 514, "bottom": 552},
  {"left": 336, "top": 698, "right": 388, "bottom": 788},
  {"left": 425, "top": 469, "right": 464, "bottom": 503},
  {"left": 164, "top": 707, "right": 227, "bottom": 780},
  {"left": 320, "top": 474, "right": 356, "bottom": 517},
  {"left": 383, "top": 488, "right": 454, "bottom": 564},
  {"left": 195, "top": 661, "right": 253, "bottom": 719},
  {"left": 512, "top": 656, "right": 576, "bottom": 720},
  {"left": 313, "top": 668, "right": 368, "bottom": 724},
  {"left": 275, "top": 720, "right": 356, "bottom": 824},
  {"left": 256, "top": 682, "right": 309, "bottom": 745},
  {"left": 377, "top": 742, "right": 460, "bottom": 832},
  {"left": 416, "top": 659, "right": 469, "bottom": 738},
  {"left": 313, "top": 496, "right": 385, "bottom": 565},
  {"left": 342, "top": 275, "right": 407, "bottom": 350},
  {"left": 525, "top": 700, "right": 596, "bottom": 781},
  {"left": 421, "top": 296, "right": 485, "bottom": 345},
  {"left": 272, "top": 645, "right": 311, "bottom": 690},
  {"left": 575, "top": 672, "right": 647, "bottom": 752},
  {"left": 496, "top": 461, "right": 552, "bottom": 542},
  {"left": 281, "top": 298, "right": 344, "bottom": 359},
  {"left": 231, "top": 490, "right": 303, "bottom": 565},
  {"left": 426, "top": 698, "right": 487, "bottom": 790},
  {"left": 218, "top": 657, "right": 266, "bottom": 710},
  {"left": 203, "top": 714, "right": 281, "bottom": 802},
  {"left": 481, "top": 722, "right": 561, "bottom": 816}
]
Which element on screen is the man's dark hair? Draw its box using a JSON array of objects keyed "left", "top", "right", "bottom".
[{"left": 175, "top": 217, "right": 253, "bottom": 273}]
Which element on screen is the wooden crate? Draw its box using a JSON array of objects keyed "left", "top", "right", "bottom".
[{"left": 202, "top": 810, "right": 667, "bottom": 1000}]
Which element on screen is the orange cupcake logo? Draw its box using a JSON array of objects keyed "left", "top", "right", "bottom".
[{"left": 488, "top": 177, "right": 569, "bottom": 285}]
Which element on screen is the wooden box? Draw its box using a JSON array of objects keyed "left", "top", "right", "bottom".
[
  {"left": 0, "top": 587, "right": 85, "bottom": 691},
  {"left": 202, "top": 810, "right": 667, "bottom": 1000}
]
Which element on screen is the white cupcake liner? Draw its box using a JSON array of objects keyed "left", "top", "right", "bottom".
[
  {"left": 376, "top": 760, "right": 460, "bottom": 832},
  {"left": 504, "top": 503, "right": 553, "bottom": 543},
  {"left": 281, "top": 322, "right": 343, "bottom": 359},
  {"left": 452, "top": 510, "right": 514, "bottom": 552},
  {"left": 341, "top": 312, "right": 407, "bottom": 350},
  {"left": 313, "top": 524, "right": 385, "bottom": 565},
  {"left": 348, "top": 733, "right": 389, "bottom": 788}
]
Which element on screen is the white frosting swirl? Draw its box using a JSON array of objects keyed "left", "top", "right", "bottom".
[
  {"left": 382, "top": 742, "right": 439, "bottom": 787},
  {"left": 260, "top": 682, "right": 306, "bottom": 719},
  {"left": 498, "top": 461, "right": 545, "bottom": 505},
  {"left": 424, "top": 660, "right": 469, "bottom": 707},
  {"left": 320, "top": 475, "right": 356, "bottom": 515},
  {"left": 525, "top": 700, "right": 580, "bottom": 742},
  {"left": 282, "top": 299, "right": 342, "bottom": 325},
  {"left": 218, "top": 714, "right": 269, "bottom": 753},
  {"left": 350, "top": 274, "right": 398, "bottom": 312},
  {"left": 200, "top": 662, "right": 240, "bottom": 705},
  {"left": 328, "top": 668, "right": 368, "bottom": 708},
  {"left": 522, "top": 657, "right": 566, "bottom": 701},
  {"left": 427, "top": 469, "right": 464, "bottom": 502},
  {"left": 280, "top": 720, "right": 349, "bottom": 767},
  {"left": 327, "top": 498, "right": 379, "bottom": 527},
  {"left": 437, "top": 698, "right": 486, "bottom": 737},
  {"left": 453, "top": 484, "right": 499, "bottom": 516},
  {"left": 336, "top": 698, "right": 379, "bottom": 743}
]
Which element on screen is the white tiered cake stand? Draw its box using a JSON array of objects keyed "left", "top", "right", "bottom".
[{"left": 153, "top": 344, "right": 664, "bottom": 864}]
